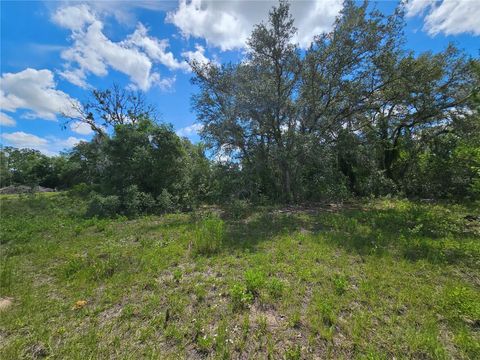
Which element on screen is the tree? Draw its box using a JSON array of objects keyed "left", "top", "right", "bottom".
[
  {"left": 192, "top": 0, "right": 478, "bottom": 201},
  {"left": 62, "top": 83, "right": 157, "bottom": 138},
  {"left": 0, "top": 147, "right": 60, "bottom": 188},
  {"left": 192, "top": 1, "right": 302, "bottom": 202}
]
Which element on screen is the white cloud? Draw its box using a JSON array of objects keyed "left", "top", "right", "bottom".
[
  {"left": 181, "top": 44, "right": 213, "bottom": 66},
  {"left": 167, "top": 0, "right": 343, "bottom": 50},
  {"left": 69, "top": 121, "right": 94, "bottom": 135},
  {"left": 1, "top": 132, "right": 48, "bottom": 149},
  {"left": 406, "top": 0, "right": 480, "bottom": 36},
  {"left": 58, "top": 68, "right": 90, "bottom": 89},
  {"left": 176, "top": 122, "right": 203, "bottom": 138},
  {"left": 125, "top": 24, "right": 190, "bottom": 71},
  {"left": 52, "top": 4, "right": 194, "bottom": 90},
  {"left": 52, "top": 3, "right": 96, "bottom": 30},
  {"left": 79, "top": 1, "right": 176, "bottom": 26},
  {"left": 156, "top": 76, "right": 177, "bottom": 91},
  {"left": 1, "top": 131, "right": 85, "bottom": 156},
  {"left": 0, "top": 112, "right": 16, "bottom": 127},
  {"left": 0, "top": 68, "right": 78, "bottom": 121}
]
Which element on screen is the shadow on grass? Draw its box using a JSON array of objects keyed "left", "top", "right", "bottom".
[
  {"left": 311, "top": 205, "right": 480, "bottom": 266},
  {"left": 222, "top": 211, "right": 309, "bottom": 252},
  {"left": 219, "top": 203, "right": 479, "bottom": 267}
]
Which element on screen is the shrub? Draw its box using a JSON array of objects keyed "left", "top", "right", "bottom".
[
  {"left": 225, "top": 199, "right": 251, "bottom": 220},
  {"left": 122, "top": 185, "right": 155, "bottom": 216},
  {"left": 68, "top": 183, "right": 93, "bottom": 197},
  {"left": 87, "top": 194, "right": 121, "bottom": 218},
  {"left": 157, "top": 188, "right": 175, "bottom": 213},
  {"left": 192, "top": 215, "right": 225, "bottom": 256}
]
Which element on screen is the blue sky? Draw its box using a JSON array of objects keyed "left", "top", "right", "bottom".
[{"left": 1, "top": 0, "right": 479, "bottom": 156}]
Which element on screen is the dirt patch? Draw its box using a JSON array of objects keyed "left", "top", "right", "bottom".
[
  {"left": 98, "top": 304, "right": 124, "bottom": 325},
  {"left": 249, "top": 303, "right": 285, "bottom": 329}
]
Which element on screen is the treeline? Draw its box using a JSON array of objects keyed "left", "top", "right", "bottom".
[
  {"left": 1, "top": 1, "right": 479, "bottom": 215},
  {"left": 0, "top": 123, "right": 221, "bottom": 216}
]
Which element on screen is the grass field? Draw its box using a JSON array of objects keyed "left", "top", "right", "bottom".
[{"left": 1, "top": 194, "right": 479, "bottom": 359}]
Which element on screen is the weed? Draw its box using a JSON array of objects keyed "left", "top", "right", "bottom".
[
  {"left": 62, "top": 256, "right": 86, "bottom": 279},
  {"left": 289, "top": 311, "right": 302, "bottom": 329},
  {"left": 121, "top": 304, "right": 135, "bottom": 319},
  {"left": 164, "top": 324, "right": 183, "bottom": 344},
  {"left": 257, "top": 316, "right": 268, "bottom": 336},
  {"left": 241, "top": 314, "right": 250, "bottom": 339},
  {"left": 285, "top": 344, "right": 302, "bottom": 360},
  {"left": 230, "top": 283, "right": 253, "bottom": 310},
  {"left": 267, "top": 277, "right": 284, "bottom": 299},
  {"left": 173, "top": 268, "right": 182, "bottom": 283},
  {"left": 244, "top": 269, "right": 265, "bottom": 296},
  {"left": 197, "top": 334, "right": 214, "bottom": 353},
  {"left": 194, "top": 284, "right": 207, "bottom": 302},
  {"left": 333, "top": 274, "right": 348, "bottom": 294}
]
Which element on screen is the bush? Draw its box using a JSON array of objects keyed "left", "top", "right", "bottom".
[
  {"left": 157, "top": 188, "right": 175, "bottom": 213},
  {"left": 192, "top": 215, "right": 225, "bottom": 256},
  {"left": 68, "top": 183, "right": 94, "bottom": 197},
  {"left": 122, "top": 185, "right": 155, "bottom": 216},
  {"left": 225, "top": 199, "right": 251, "bottom": 220},
  {"left": 87, "top": 194, "right": 121, "bottom": 218}
]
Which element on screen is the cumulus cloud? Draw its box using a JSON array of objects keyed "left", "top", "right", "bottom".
[
  {"left": 1, "top": 131, "right": 85, "bottom": 156},
  {"left": 53, "top": 3, "right": 96, "bottom": 30},
  {"left": 52, "top": 4, "right": 204, "bottom": 90},
  {"left": 76, "top": 1, "right": 176, "bottom": 26},
  {"left": 124, "top": 24, "right": 189, "bottom": 71},
  {"left": 167, "top": 0, "right": 343, "bottom": 50},
  {"left": 176, "top": 122, "right": 203, "bottom": 138},
  {"left": 0, "top": 68, "right": 78, "bottom": 120},
  {"left": 69, "top": 121, "right": 94, "bottom": 135},
  {"left": 0, "top": 112, "right": 16, "bottom": 127},
  {"left": 182, "top": 44, "right": 213, "bottom": 66},
  {"left": 1, "top": 132, "right": 48, "bottom": 149},
  {"left": 406, "top": 0, "right": 480, "bottom": 36}
]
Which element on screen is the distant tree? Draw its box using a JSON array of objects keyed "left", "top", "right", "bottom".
[{"left": 0, "top": 147, "right": 61, "bottom": 188}]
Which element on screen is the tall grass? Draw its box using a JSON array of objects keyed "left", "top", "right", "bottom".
[
  {"left": 0, "top": 257, "right": 13, "bottom": 296},
  {"left": 192, "top": 216, "right": 225, "bottom": 256}
]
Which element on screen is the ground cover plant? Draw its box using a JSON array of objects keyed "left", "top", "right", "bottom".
[{"left": 1, "top": 193, "right": 479, "bottom": 359}]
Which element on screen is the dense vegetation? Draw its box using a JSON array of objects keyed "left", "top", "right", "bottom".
[
  {"left": 1, "top": 194, "right": 479, "bottom": 358},
  {"left": 1, "top": 1, "right": 479, "bottom": 215}
]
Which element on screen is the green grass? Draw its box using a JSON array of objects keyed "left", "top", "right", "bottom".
[{"left": 1, "top": 194, "right": 479, "bottom": 359}]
